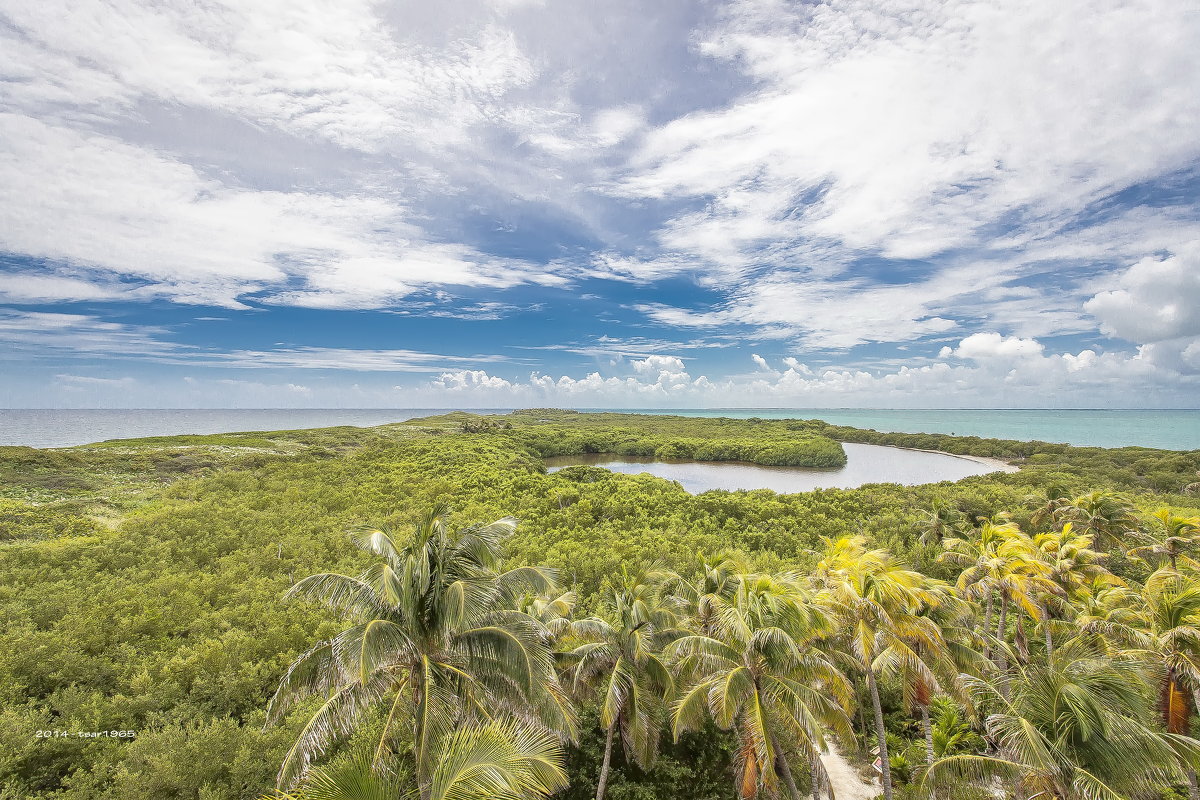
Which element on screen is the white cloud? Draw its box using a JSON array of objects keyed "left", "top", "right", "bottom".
[
  {"left": 630, "top": 354, "right": 686, "bottom": 375},
  {"left": 639, "top": 273, "right": 959, "bottom": 348},
  {"left": 0, "top": 310, "right": 181, "bottom": 357},
  {"left": 214, "top": 348, "right": 504, "bottom": 373},
  {"left": 1085, "top": 243, "right": 1200, "bottom": 343},
  {"left": 1, "top": 1, "right": 536, "bottom": 154},
  {"left": 616, "top": 0, "right": 1200, "bottom": 270},
  {"left": 0, "top": 114, "right": 563, "bottom": 308},
  {"left": 413, "top": 334, "right": 1193, "bottom": 408},
  {"left": 751, "top": 353, "right": 772, "bottom": 371},
  {"left": 0, "top": 274, "right": 120, "bottom": 303},
  {"left": 942, "top": 332, "right": 1045, "bottom": 361}
]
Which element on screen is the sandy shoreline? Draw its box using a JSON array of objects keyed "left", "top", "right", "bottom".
[{"left": 895, "top": 445, "right": 1019, "bottom": 473}]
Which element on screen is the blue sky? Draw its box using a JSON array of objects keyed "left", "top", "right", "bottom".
[{"left": 1, "top": 0, "right": 1199, "bottom": 408}]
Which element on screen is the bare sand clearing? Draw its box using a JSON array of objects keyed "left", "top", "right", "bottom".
[{"left": 818, "top": 744, "right": 880, "bottom": 800}]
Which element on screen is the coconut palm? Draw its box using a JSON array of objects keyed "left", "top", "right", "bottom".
[
  {"left": 265, "top": 721, "right": 568, "bottom": 800},
  {"left": 266, "top": 505, "right": 575, "bottom": 798},
  {"left": 1034, "top": 523, "right": 1111, "bottom": 655},
  {"left": 564, "top": 566, "right": 681, "bottom": 800},
  {"left": 1128, "top": 509, "right": 1200, "bottom": 572},
  {"left": 1026, "top": 484, "right": 1074, "bottom": 531},
  {"left": 1056, "top": 490, "right": 1138, "bottom": 551},
  {"left": 895, "top": 585, "right": 986, "bottom": 766},
  {"left": 939, "top": 518, "right": 1021, "bottom": 640},
  {"left": 915, "top": 500, "right": 963, "bottom": 547},
  {"left": 666, "top": 551, "right": 747, "bottom": 636},
  {"left": 670, "top": 571, "right": 853, "bottom": 800},
  {"left": 926, "top": 635, "right": 1200, "bottom": 800},
  {"left": 943, "top": 520, "right": 1057, "bottom": 669},
  {"left": 815, "top": 535, "right": 942, "bottom": 800}
]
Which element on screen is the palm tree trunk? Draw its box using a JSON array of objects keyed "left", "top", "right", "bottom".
[
  {"left": 982, "top": 592, "right": 994, "bottom": 659},
  {"left": 595, "top": 722, "right": 617, "bottom": 800},
  {"left": 995, "top": 596, "right": 1009, "bottom": 700},
  {"left": 1188, "top": 689, "right": 1200, "bottom": 800},
  {"left": 867, "top": 667, "right": 894, "bottom": 800},
  {"left": 774, "top": 747, "right": 803, "bottom": 800},
  {"left": 414, "top": 677, "right": 432, "bottom": 800},
  {"left": 1042, "top": 604, "right": 1054, "bottom": 658},
  {"left": 920, "top": 703, "right": 935, "bottom": 766},
  {"left": 811, "top": 754, "right": 823, "bottom": 800}
]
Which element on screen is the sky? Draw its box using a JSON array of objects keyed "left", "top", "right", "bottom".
[{"left": 1, "top": 0, "right": 1199, "bottom": 409}]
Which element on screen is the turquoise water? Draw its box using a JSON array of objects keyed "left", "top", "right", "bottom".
[
  {"left": 607, "top": 409, "right": 1200, "bottom": 450},
  {"left": 2, "top": 408, "right": 1197, "bottom": 451}
]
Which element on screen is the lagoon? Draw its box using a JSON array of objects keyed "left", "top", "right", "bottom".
[{"left": 544, "top": 442, "right": 1017, "bottom": 494}]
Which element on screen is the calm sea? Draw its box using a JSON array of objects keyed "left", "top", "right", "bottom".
[
  {"left": 0, "top": 409, "right": 506, "bottom": 449},
  {"left": 615, "top": 409, "right": 1200, "bottom": 451},
  {"left": 0, "top": 408, "right": 1196, "bottom": 450}
]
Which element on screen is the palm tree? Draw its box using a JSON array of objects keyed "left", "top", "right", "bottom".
[
  {"left": 895, "top": 585, "right": 985, "bottom": 767},
  {"left": 1128, "top": 509, "right": 1200, "bottom": 571},
  {"left": 815, "top": 535, "right": 941, "bottom": 800},
  {"left": 671, "top": 571, "right": 853, "bottom": 800},
  {"left": 915, "top": 500, "right": 963, "bottom": 546},
  {"left": 1056, "top": 490, "right": 1138, "bottom": 551},
  {"left": 943, "top": 520, "right": 1056, "bottom": 670},
  {"left": 939, "top": 518, "right": 1019, "bottom": 643},
  {"left": 666, "top": 551, "right": 746, "bottom": 636},
  {"left": 1084, "top": 569, "right": 1200, "bottom": 800},
  {"left": 266, "top": 721, "right": 568, "bottom": 800},
  {"left": 564, "top": 566, "right": 681, "bottom": 800},
  {"left": 1034, "top": 523, "right": 1111, "bottom": 655},
  {"left": 266, "top": 505, "right": 576, "bottom": 797},
  {"left": 1026, "top": 484, "right": 1074, "bottom": 532},
  {"left": 926, "top": 635, "right": 1200, "bottom": 800}
]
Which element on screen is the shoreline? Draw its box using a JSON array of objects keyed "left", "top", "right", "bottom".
[{"left": 892, "top": 445, "right": 1019, "bottom": 473}]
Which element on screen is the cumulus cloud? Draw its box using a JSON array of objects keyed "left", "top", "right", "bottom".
[
  {"left": 941, "top": 332, "right": 1045, "bottom": 361},
  {"left": 1085, "top": 244, "right": 1200, "bottom": 343},
  {"left": 631, "top": 355, "right": 686, "bottom": 375},
  {"left": 413, "top": 332, "right": 1193, "bottom": 408}
]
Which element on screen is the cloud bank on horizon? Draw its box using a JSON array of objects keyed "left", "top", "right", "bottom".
[{"left": 1, "top": 0, "right": 1199, "bottom": 408}]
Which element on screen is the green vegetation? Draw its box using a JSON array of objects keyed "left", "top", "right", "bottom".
[{"left": 1, "top": 410, "right": 1199, "bottom": 799}]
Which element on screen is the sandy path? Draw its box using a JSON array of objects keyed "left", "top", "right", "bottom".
[{"left": 818, "top": 744, "right": 879, "bottom": 800}]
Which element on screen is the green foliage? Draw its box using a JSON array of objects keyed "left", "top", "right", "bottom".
[{"left": 1, "top": 410, "right": 1198, "bottom": 798}]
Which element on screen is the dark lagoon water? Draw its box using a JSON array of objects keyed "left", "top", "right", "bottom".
[{"left": 543, "top": 443, "right": 1018, "bottom": 494}]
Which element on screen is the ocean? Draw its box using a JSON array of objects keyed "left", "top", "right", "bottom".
[{"left": 0, "top": 408, "right": 1197, "bottom": 450}]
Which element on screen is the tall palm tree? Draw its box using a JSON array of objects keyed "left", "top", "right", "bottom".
[
  {"left": 1055, "top": 490, "right": 1138, "bottom": 551},
  {"left": 666, "top": 551, "right": 747, "bottom": 637},
  {"left": 939, "top": 518, "right": 1020, "bottom": 642},
  {"left": 564, "top": 566, "right": 681, "bottom": 800},
  {"left": 926, "top": 635, "right": 1200, "bottom": 800},
  {"left": 1034, "top": 523, "right": 1111, "bottom": 655},
  {"left": 895, "top": 585, "right": 986, "bottom": 767},
  {"left": 915, "top": 500, "right": 963, "bottom": 547},
  {"left": 943, "top": 521, "right": 1056, "bottom": 670},
  {"left": 670, "top": 572, "right": 853, "bottom": 800},
  {"left": 266, "top": 721, "right": 568, "bottom": 800},
  {"left": 1026, "top": 484, "right": 1074, "bottom": 532},
  {"left": 1081, "top": 569, "right": 1200, "bottom": 800},
  {"left": 266, "top": 505, "right": 576, "bottom": 798},
  {"left": 815, "top": 535, "right": 941, "bottom": 800},
  {"left": 1129, "top": 509, "right": 1200, "bottom": 572}
]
